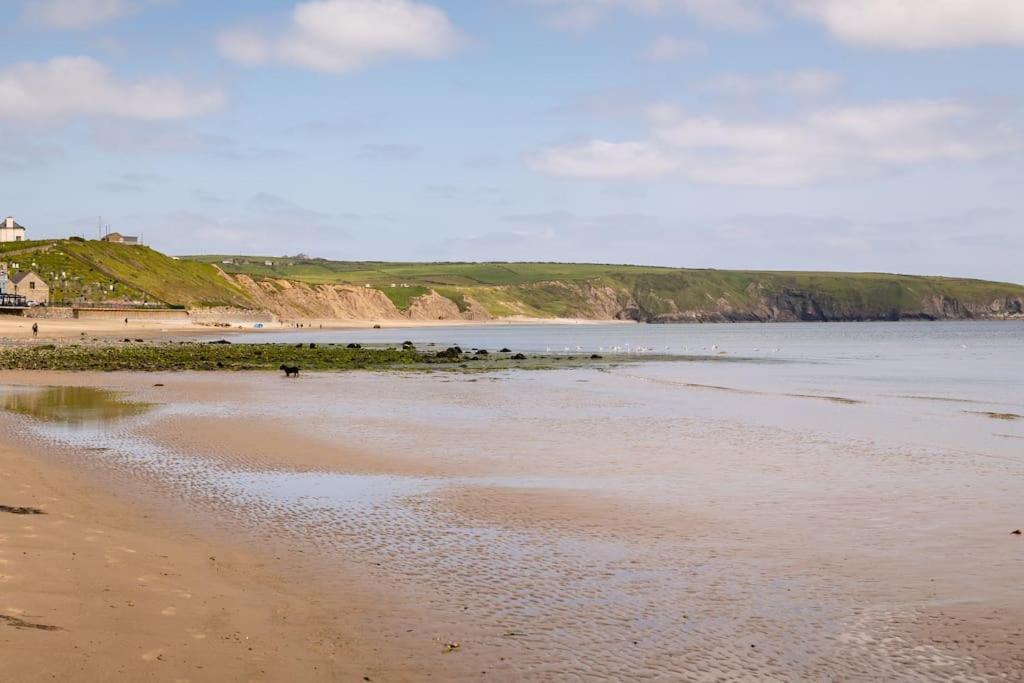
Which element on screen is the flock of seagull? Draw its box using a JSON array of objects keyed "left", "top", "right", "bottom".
[{"left": 542, "top": 343, "right": 784, "bottom": 354}]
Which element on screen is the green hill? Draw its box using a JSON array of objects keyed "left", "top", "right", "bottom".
[
  {"left": 0, "top": 240, "right": 251, "bottom": 308},
  {"left": 4, "top": 242, "right": 1022, "bottom": 322},
  {"left": 183, "top": 254, "right": 1024, "bottom": 322}
]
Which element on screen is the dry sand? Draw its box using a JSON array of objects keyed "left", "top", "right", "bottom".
[
  {"left": 0, "top": 314, "right": 625, "bottom": 344},
  {"left": 0, "top": 437, "right": 365, "bottom": 681}
]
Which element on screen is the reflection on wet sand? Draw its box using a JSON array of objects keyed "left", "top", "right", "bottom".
[{"left": 3, "top": 386, "right": 151, "bottom": 426}]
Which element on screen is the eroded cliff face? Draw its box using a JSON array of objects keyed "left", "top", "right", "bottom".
[
  {"left": 225, "top": 273, "right": 1024, "bottom": 323},
  {"left": 229, "top": 275, "right": 492, "bottom": 322},
  {"left": 632, "top": 290, "right": 1024, "bottom": 323}
]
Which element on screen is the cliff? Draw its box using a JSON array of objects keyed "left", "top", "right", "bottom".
[{"left": 10, "top": 241, "right": 1021, "bottom": 323}]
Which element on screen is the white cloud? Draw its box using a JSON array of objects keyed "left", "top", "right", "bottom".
[
  {"left": 701, "top": 69, "right": 842, "bottom": 97},
  {"left": 791, "top": 0, "right": 1024, "bottom": 49},
  {"left": 645, "top": 36, "right": 707, "bottom": 61},
  {"left": 0, "top": 57, "right": 225, "bottom": 123},
  {"left": 531, "top": 100, "right": 1018, "bottom": 186},
  {"left": 535, "top": 0, "right": 766, "bottom": 32},
  {"left": 21, "top": 0, "right": 165, "bottom": 29},
  {"left": 530, "top": 140, "right": 677, "bottom": 179},
  {"left": 218, "top": 0, "right": 463, "bottom": 74}
]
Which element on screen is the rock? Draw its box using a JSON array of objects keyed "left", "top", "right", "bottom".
[
  {"left": 347, "top": 343, "right": 362, "bottom": 349},
  {"left": 309, "top": 343, "right": 317, "bottom": 349},
  {"left": 1012, "top": 529, "right": 1022, "bottom": 535},
  {"left": 373, "top": 324, "right": 382, "bottom": 329},
  {"left": 208, "top": 339, "right": 232, "bottom": 345},
  {"left": 436, "top": 347, "right": 463, "bottom": 359},
  {"left": 511, "top": 353, "right": 527, "bottom": 360},
  {"left": 475, "top": 349, "right": 489, "bottom": 356},
  {"left": 499, "top": 348, "right": 512, "bottom": 353},
  {"left": 590, "top": 354, "right": 603, "bottom": 359}
]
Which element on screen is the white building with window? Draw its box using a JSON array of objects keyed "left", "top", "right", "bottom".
[{"left": 0, "top": 217, "right": 27, "bottom": 242}]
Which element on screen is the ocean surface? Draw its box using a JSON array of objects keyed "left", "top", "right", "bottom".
[
  {"left": 5, "top": 320, "right": 1024, "bottom": 678},
  {"left": 227, "top": 320, "right": 1024, "bottom": 405}
]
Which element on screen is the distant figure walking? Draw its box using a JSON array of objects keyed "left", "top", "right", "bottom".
[
  {"left": 31, "top": 323, "right": 38, "bottom": 338},
  {"left": 124, "top": 317, "right": 128, "bottom": 325}
]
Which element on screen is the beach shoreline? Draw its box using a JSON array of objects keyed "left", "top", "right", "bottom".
[
  {"left": 0, "top": 314, "right": 636, "bottom": 344},
  {"left": 1, "top": 365, "right": 1021, "bottom": 679}
]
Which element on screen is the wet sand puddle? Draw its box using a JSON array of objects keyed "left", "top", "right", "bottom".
[{"left": 2, "top": 373, "right": 1022, "bottom": 680}]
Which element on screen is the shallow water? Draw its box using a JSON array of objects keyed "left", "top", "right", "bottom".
[
  {"left": 2, "top": 385, "right": 152, "bottom": 427},
  {"left": 5, "top": 320, "right": 1024, "bottom": 678}
]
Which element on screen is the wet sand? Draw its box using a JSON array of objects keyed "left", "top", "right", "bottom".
[
  {"left": 1, "top": 367, "right": 1022, "bottom": 680},
  {"left": 0, "top": 433, "right": 380, "bottom": 681}
]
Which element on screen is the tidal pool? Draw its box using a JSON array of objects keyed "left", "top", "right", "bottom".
[{"left": 2, "top": 385, "right": 152, "bottom": 427}]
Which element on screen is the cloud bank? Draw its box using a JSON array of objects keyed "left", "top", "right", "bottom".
[
  {"left": 531, "top": 100, "right": 1017, "bottom": 186},
  {"left": 0, "top": 57, "right": 225, "bottom": 122},
  {"left": 218, "top": 0, "right": 462, "bottom": 73}
]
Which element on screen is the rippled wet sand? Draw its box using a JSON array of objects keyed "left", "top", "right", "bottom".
[{"left": 2, "top": 366, "right": 1023, "bottom": 680}]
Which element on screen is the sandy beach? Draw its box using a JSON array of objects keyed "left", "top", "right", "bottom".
[
  {"left": 0, "top": 314, "right": 627, "bottom": 345},
  {"left": 1, "top": 334, "right": 1022, "bottom": 681}
]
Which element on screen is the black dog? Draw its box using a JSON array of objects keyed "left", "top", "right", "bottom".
[{"left": 280, "top": 364, "right": 300, "bottom": 377}]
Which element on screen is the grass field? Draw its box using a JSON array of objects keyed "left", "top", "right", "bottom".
[{"left": 183, "top": 255, "right": 675, "bottom": 287}]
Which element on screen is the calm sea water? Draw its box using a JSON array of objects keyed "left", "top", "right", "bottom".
[{"left": 225, "top": 321, "right": 1024, "bottom": 405}]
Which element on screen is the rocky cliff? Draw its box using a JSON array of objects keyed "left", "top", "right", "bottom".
[
  {"left": 223, "top": 271, "right": 1024, "bottom": 324},
  {"left": 230, "top": 275, "right": 492, "bottom": 322}
]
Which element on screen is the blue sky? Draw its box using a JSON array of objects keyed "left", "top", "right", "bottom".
[{"left": 1, "top": 0, "right": 1022, "bottom": 282}]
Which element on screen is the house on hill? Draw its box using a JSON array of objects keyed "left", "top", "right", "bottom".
[
  {"left": 10, "top": 271, "right": 48, "bottom": 305},
  {"left": 101, "top": 232, "right": 140, "bottom": 245},
  {"left": 0, "top": 217, "right": 27, "bottom": 242}
]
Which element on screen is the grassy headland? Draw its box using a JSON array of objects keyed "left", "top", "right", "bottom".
[
  {"left": 186, "top": 254, "right": 1024, "bottom": 322},
  {"left": 4, "top": 238, "right": 1022, "bottom": 322}
]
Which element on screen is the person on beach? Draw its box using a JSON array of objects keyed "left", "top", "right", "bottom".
[
  {"left": 125, "top": 317, "right": 128, "bottom": 325},
  {"left": 31, "top": 322, "right": 38, "bottom": 338}
]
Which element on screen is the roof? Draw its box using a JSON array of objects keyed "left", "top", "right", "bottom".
[
  {"left": 2, "top": 217, "right": 25, "bottom": 230},
  {"left": 11, "top": 271, "right": 43, "bottom": 284},
  {"left": 103, "top": 232, "right": 139, "bottom": 242}
]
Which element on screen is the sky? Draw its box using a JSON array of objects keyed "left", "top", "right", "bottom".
[{"left": 1, "top": 0, "right": 1022, "bottom": 282}]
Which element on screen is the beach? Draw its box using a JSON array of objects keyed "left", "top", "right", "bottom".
[{"left": 1, "top": 322, "right": 1023, "bottom": 680}]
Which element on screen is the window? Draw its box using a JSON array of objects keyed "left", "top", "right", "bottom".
[
  {"left": 15, "top": 236, "right": 22, "bottom": 241},
  {"left": 29, "top": 281, "right": 35, "bottom": 290}
]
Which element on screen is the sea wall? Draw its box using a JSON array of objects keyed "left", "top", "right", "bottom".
[{"left": 74, "top": 308, "right": 190, "bottom": 321}]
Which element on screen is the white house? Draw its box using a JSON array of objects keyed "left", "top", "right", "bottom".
[{"left": 0, "top": 217, "right": 27, "bottom": 243}]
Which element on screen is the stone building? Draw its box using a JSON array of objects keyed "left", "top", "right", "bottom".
[
  {"left": 11, "top": 271, "right": 49, "bottom": 305},
  {"left": 101, "top": 232, "right": 141, "bottom": 245}
]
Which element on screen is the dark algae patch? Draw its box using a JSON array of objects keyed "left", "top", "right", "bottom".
[
  {"left": 0, "top": 342, "right": 767, "bottom": 373},
  {"left": 965, "top": 411, "right": 1023, "bottom": 421},
  {"left": 0, "top": 504, "right": 45, "bottom": 515},
  {"left": 0, "top": 614, "right": 62, "bottom": 632}
]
